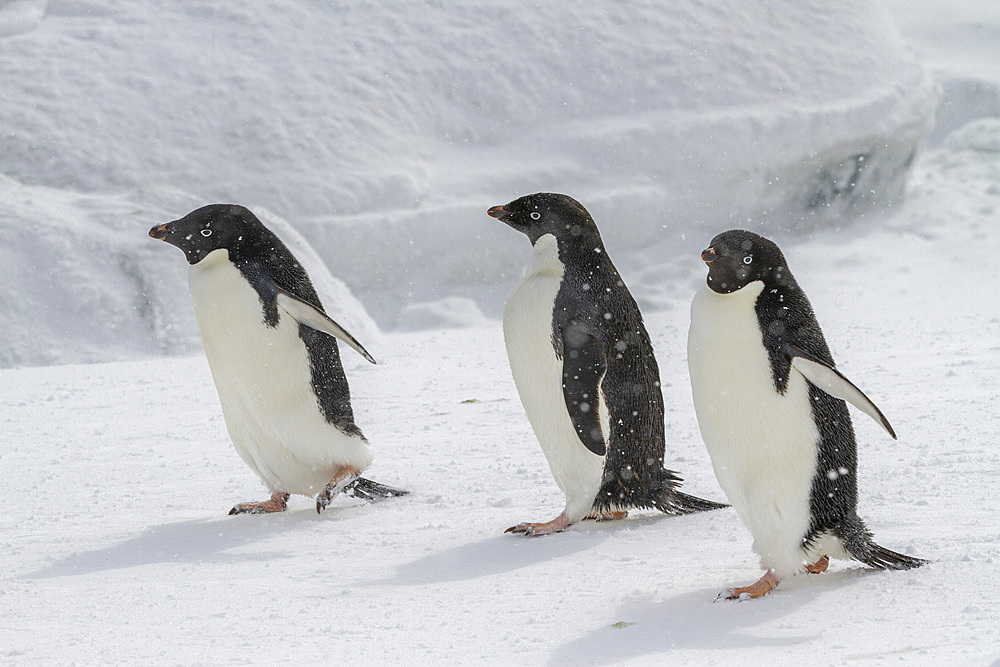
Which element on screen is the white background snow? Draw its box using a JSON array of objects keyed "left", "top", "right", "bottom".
[{"left": 2, "top": 0, "right": 999, "bottom": 664}]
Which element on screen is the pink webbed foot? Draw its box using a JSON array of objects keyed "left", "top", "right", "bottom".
[
  {"left": 505, "top": 511, "right": 571, "bottom": 537},
  {"left": 719, "top": 569, "right": 780, "bottom": 601},
  {"left": 229, "top": 491, "right": 289, "bottom": 515},
  {"left": 315, "top": 466, "right": 360, "bottom": 514},
  {"left": 805, "top": 555, "right": 829, "bottom": 574},
  {"left": 585, "top": 510, "right": 628, "bottom": 522}
]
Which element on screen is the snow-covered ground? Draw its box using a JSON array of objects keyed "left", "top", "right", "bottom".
[
  {"left": 3, "top": 1, "right": 1000, "bottom": 664},
  {"left": 4, "top": 122, "right": 1000, "bottom": 662}
]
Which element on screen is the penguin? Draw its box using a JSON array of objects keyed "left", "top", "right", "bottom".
[
  {"left": 488, "top": 193, "right": 726, "bottom": 536},
  {"left": 149, "top": 204, "right": 406, "bottom": 514},
  {"left": 687, "top": 229, "right": 926, "bottom": 599}
]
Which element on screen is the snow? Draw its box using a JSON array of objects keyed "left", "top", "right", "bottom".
[
  {"left": 2, "top": 0, "right": 1000, "bottom": 664},
  {"left": 0, "top": 0, "right": 935, "bottom": 366}
]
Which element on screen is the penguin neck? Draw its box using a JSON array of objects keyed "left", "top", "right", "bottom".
[
  {"left": 191, "top": 247, "right": 232, "bottom": 271},
  {"left": 531, "top": 232, "right": 608, "bottom": 276},
  {"left": 525, "top": 234, "right": 565, "bottom": 278},
  {"left": 708, "top": 279, "right": 765, "bottom": 304}
]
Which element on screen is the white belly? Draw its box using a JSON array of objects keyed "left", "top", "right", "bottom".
[
  {"left": 189, "top": 249, "right": 372, "bottom": 497},
  {"left": 503, "top": 235, "right": 605, "bottom": 522},
  {"left": 688, "top": 281, "right": 818, "bottom": 578}
]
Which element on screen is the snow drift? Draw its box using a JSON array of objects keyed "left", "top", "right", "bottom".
[{"left": 0, "top": 0, "right": 936, "bottom": 366}]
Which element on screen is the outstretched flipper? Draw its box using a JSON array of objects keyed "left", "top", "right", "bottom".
[
  {"left": 560, "top": 322, "right": 608, "bottom": 456},
  {"left": 276, "top": 288, "right": 377, "bottom": 364},
  {"left": 787, "top": 345, "right": 896, "bottom": 439},
  {"left": 342, "top": 477, "right": 409, "bottom": 501}
]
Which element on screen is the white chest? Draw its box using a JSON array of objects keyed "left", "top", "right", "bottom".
[
  {"left": 688, "top": 282, "right": 819, "bottom": 576},
  {"left": 502, "top": 235, "right": 605, "bottom": 520},
  {"left": 188, "top": 250, "right": 371, "bottom": 495}
]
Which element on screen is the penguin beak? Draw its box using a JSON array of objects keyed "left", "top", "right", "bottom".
[
  {"left": 487, "top": 205, "right": 508, "bottom": 220},
  {"left": 701, "top": 247, "right": 718, "bottom": 264},
  {"left": 148, "top": 223, "right": 171, "bottom": 240}
]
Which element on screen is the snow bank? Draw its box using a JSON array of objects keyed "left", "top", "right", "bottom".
[
  {"left": 0, "top": 0, "right": 936, "bottom": 365},
  {"left": 0, "top": 179, "right": 380, "bottom": 366}
]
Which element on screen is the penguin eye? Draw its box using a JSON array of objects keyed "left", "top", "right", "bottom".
[
  {"left": 743, "top": 255, "right": 752, "bottom": 265},
  {"left": 530, "top": 211, "right": 541, "bottom": 221},
  {"left": 201, "top": 229, "right": 212, "bottom": 237}
]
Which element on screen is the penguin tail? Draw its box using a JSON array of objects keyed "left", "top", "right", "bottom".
[
  {"left": 654, "top": 489, "right": 729, "bottom": 515},
  {"left": 342, "top": 477, "right": 409, "bottom": 501},
  {"left": 853, "top": 541, "right": 929, "bottom": 571},
  {"left": 838, "top": 516, "right": 928, "bottom": 570}
]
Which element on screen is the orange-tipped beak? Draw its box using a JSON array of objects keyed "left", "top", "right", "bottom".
[
  {"left": 701, "top": 247, "right": 717, "bottom": 264},
  {"left": 487, "top": 205, "right": 507, "bottom": 219},
  {"left": 149, "top": 223, "right": 170, "bottom": 240}
]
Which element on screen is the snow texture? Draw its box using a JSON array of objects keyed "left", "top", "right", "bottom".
[
  {"left": 0, "top": 0, "right": 936, "bottom": 366},
  {"left": 2, "top": 0, "right": 1000, "bottom": 664}
]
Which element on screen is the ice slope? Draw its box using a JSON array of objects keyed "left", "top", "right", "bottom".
[
  {"left": 0, "top": 0, "right": 935, "bottom": 366},
  {"left": 883, "top": 0, "right": 1000, "bottom": 146},
  {"left": 2, "top": 118, "right": 999, "bottom": 664}
]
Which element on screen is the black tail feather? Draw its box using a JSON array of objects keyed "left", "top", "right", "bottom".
[
  {"left": 654, "top": 489, "right": 729, "bottom": 515},
  {"left": 853, "top": 541, "right": 928, "bottom": 571},
  {"left": 836, "top": 515, "right": 928, "bottom": 570},
  {"left": 341, "top": 477, "right": 409, "bottom": 501}
]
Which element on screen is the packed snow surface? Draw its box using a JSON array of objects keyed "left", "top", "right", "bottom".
[
  {"left": 4, "top": 120, "right": 1000, "bottom": 663},
  {"left": 3, "top": 0, "right": 1000, "bottom": 664}
]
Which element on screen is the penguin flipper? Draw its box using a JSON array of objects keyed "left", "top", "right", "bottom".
[
  {"left": 276, "top": 289, "right": 377, "bottom": 364},
  {"left": 787, "top": 346, "right": 896, "bottom": 439},
  {"left": 560, "top": 323, "right": 608, "bottom": 456}
]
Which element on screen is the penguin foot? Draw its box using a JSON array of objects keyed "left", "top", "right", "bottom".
[
  {"left": 718, "top": 570, "right": 780, "bottom": 601},
  {"left": 229, "top": 491, "right": 289, "bottom": 515},
  {"left": 805, "top": 556, "right": 829, "bottom": 574},
  {"left": 505, "top": 511, "right": 571, "bottom": 537},
  {"left": 315, "top": 466, "right": 360, "bottom": 514},
  {"left": 585, "top": 510, "right": 628, "bottom": 522}
]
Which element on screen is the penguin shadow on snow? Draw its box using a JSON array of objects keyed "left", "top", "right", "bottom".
[
  {"left": 26, "top": 507, "right": 356, "bottom": 579},
  {"left": 552, "top": 567, "right": 886, "bottom": 664},
  {"left": 370, "top": 521, "right": 634, "bottom": 587}
]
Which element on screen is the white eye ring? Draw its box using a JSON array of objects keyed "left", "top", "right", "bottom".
[
  {"left": 530, "top": 211, "right": 541, "bottom": 220},
  {"left": 201, "top": 229, "right": 212, "bottom": 237},
  {"left": 743, "top": 255, "right": 752, "bottom": 264}
]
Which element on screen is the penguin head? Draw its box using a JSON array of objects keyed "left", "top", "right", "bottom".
[
  {"left": 149, "top": 204, "right": 263, "bottom": 265},
  {"left": 701, "top": 229, "right": 790, "bottom": 294},
  {"left": 488, "top": 193, "right": 601, "bottom": 246}
]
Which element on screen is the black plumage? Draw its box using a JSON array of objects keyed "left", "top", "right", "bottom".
[
  {"left": 492, "top": 193, "right": 725, "bottom": 517},
  {"left": 703, "top": 229, "right": 925, "bottom": 570},
  {"left": 155, "top": 204, "right": 359, "bottom": 432},
  {"left": 149, "top": 204, "right": 407, "bottom": 504}
]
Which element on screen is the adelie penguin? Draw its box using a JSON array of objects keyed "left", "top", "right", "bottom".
[
  {"left": 488, "top": 193, "right": 726, "bottom": 536},
  {"left": 688, "top": 229, "right": 926, "bottom": 600},
  {"left": 150, "top": 204, "right": 406, "bottom": 514}
]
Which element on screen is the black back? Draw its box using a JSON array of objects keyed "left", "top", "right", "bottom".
[
  {"left": 703, "top": 229, "right": 860, "bottom": 542},
  {"left": 151, "top": 204, "right": 362, "bottom": 437},
  {"left": 492, "top": 193, "right": 683, "bottom": 510}
]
